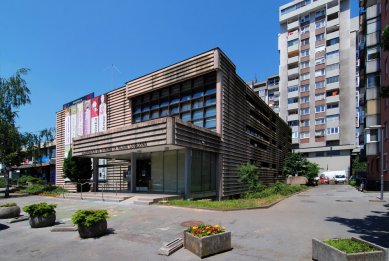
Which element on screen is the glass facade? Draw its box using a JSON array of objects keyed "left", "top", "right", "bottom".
[
  {"left": 132, "top": 72, "right": 217, "bottom": 131},
  {"left": 190, "top": 150, "right": 217, "bottom": 193}
]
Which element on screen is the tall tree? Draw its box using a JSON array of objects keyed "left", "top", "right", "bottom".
[{"left": 0, "top": 68, "right": 31, "bottom": 197}]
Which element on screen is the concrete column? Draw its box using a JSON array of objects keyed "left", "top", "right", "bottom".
[
  {"left": 92, "top": 158, "right": 99, "bottom": 192},
  {"left": 184, "top": 149, "right": 192, "bottom": 199},
  {"left": 130, "top": 153, "right": 137, "bottom": 192}
]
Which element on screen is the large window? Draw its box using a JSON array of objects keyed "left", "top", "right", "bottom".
[
  {"left": 288, "top": 39, "right": 299, "bottom": 47},
  {"left": 132, "top": 72, "right": 217, "bottom": 131}
]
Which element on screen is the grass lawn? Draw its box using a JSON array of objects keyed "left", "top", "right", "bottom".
[
  {"left": 159, "top": 184, "right": 309, "bottom": 210},
  {"left": 324, "top": 239, "right": 378, "bottom": 254}
]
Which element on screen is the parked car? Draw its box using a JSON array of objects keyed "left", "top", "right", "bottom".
[
  {"left": 319, "top": 175, "right": 329, "bottom": 184},
  {"left": 334, "top": 175, "right": 347, "bottom": 184}
]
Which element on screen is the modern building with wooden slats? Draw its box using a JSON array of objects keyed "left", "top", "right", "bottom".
[{"left": 55, "top": 48, "right": 291, "bottom": 199}]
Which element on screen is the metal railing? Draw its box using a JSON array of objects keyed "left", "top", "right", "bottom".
[{"left": 62, "top": 180, "right": 126, "bottom": 201}]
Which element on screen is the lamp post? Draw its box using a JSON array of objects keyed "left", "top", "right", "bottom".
[{"left": 366, "top": 125, "right": 385, "bottom": 200}]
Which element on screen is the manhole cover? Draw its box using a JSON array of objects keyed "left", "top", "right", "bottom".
[
  {"left": 336, "top": 200, "right": 353, "bottom": 202},
  {"left": 180, "top": 220, "right": 204, "bottom": 227}
]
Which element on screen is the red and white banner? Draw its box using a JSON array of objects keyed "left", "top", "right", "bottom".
[
  {"left": 98, "top": 94, "right": 107, "bottom": 132},
  {"left": 91, "top": 97, "right": 100, "bottom": 134}
]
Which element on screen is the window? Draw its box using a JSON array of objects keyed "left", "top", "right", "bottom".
[
  {"left": 326, "top": 76, "right": 339, "bottom": 84},
  {"left": 288, "top": 109, "right": 298, "bottom": 115},
  {"left": 301, "top": 61, "right": 310, "bottom": 69},
  {"left": 288, "top": 85, "right": 299, "bottom": 92},
  {"left": 315, "top": 130, "right": 325, "bottom": 136},
  {"left": 301, "top": 119, "right": 310, "bottom": 126},
  {"left": 315, "top": 9, "right": 325, "bottom": 18},
  {"left": 289, "top": 120, "right": 299, "bottom": 126},
  {"left": 326, "top": 63, "right": 339, "bottom": 71},
  {"left": 301, "top": 38, "right": 309, "bottom": 46},
  {"left": 315, "top": 20, "right": 325, "bottom": 28},
  {"left": 300, "top": 108, "right": 310, "bottom": 115},
  {"left": 301, "top": 49, "right": 310, "bottom": 57},
  {"left": 315, "top": 69, "right": 325, "bottom": 77},
  {"left": 315, "top": 93, "right": 325, "bottom": 100},
  {"left": 288, "top": 97, "right": 299, "bottom": 104},
  {"left": 315, "top": 105, "right": 325, "bottom": 113},
  {"left": 288, "top": 39, "right": 299, "bottom": 47},
  {"left": 326, "top": 114, "right": 339, "bottom": 121},
  {"left": 367, "top": 17, "right": 381, "bottom": 34},
  {"left": 300, "top": 84, "right": 310, "bottom": 92},
  {"left": 367, "top": 74, "right": 380, "bottom": 88},
  {"left": 327, "top": 50, "right": 339, "bottom": 59},
  {"left": 316, "top": 33, "right": 325, "bottom": 41},
  {"left": 367, "top": 47, "right": 380, "bottom": 61},
  {"left": 327, "top": 103, "right": 338, "bottom": 109},
  {"left": 315, "top": 45, "right": 325, "bottom": 53},
  {"left": 301, "top": 25, "right": 309, "bottom": 34},
  {"left": 326, "top": 37, "right": 339, "bottom": 46},
  {"left": 300, "top": 131, "right": 310, "bottom": 139},
  {"left": 315, "top": 118, "right": 325, "bottom": 125},
  {"left": 315, "top": 57, "right": 325, "bottom": 65},
  {"left": 300, "top": 15, "right": 310, "bottom": 23},
  {"left": 301, "top": 96, "right": 310, "bottom": 103},
  {"left": 327, "top": 127, "right": 340, "bottom": 135},
  {"left": 292, "top": 131, "right": 299, "bottom": 139},
  {"left": 315, "top": 81, "right": 325, "bottom": 89},
  {"left": 301, "top": 73, "right": 310, "bottom": 80}
]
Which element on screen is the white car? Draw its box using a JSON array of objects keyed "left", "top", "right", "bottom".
[{"left": 334, "top": 175, "right": 347, "bottom": 184}]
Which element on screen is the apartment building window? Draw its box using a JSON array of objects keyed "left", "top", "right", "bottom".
[
  {"left": 326, "top": 37, "right": 339, "bottom": 46},
  {"left": 315, "top": 57, "right": 325, "bottom": 65},
  {"left": 327, "top": 103, "right": 339, "bottom": 109},
  {"left": 301, "top": 73, "right": 310, "bottom": 81},
  {"left": 288, "top": 109, "right": 298, "bottom": 115},
  {"left": 288, "top": 97, "right": 299, "bottom": 104},
  {"left": 315, "top": 9, "right": 325, "bottom": 18},
  {"left": 288, "top": 39, "right": 299, "bottom": 47},
  {"left": 258, "top": 90, "right": 266, "bottom": 95},
  {"left": 315, "top": 118, "right": 325, "bottom": 125},
  {"left": 300, "top": 84, "right": 310, "bottom": 92},
  {"left": 326, "top": 114, "right": 339, "bottom": 121},
  {"left": 288, "top": 85, "right": 299, "bottom": 92},
  {"left": 367, "top": 17, "right": 381, "bottom": 34},
  {"left": 315, "top": 130, "right": 325, "bottom": 136},
  {"left": 315, "top": 105, "right": 325, "bottom": 113},
  {"left": 315, "top": 93, "right": 325, "bottom": 100},
  {"left": 301, "top": 49, "right": 310, "bottom": 57},
  {"left": 316, "top": 33, "right": 325, "bottom": 41},
  {"left": 300, "top": 108, "right": 310, "bottom": 115},
  {"left": 301, "top": 96, "right": 310, "bottom": 103},
  {"left": 327, "top": 127, "right": 339, "bottom": 135},
  {"left": 301, "top": 38, "right": 309, "bottom": 46},
  {"left": 326, "top": 63, "right": 339, "bottom": 71},
  {"left": 367, "top": 46, "right": 380, "bottom": 61},
  {"left": 300, "top": 131, "right": 310, "bottom": 139},
  {"left": 292, "top": 131, "right": 299, "bottom": 139},
  {"left": 315, "top": 81, "right": 325, "bottom": 89},
  {"left": 315, "top": 69, "right": 325, "bottom": 77},
  {"left": 315, "top": 20, "right": 325, "bottom": 29},
  {"left": 301, "top": 119, "right": 310, "bottom": 126},
  {"left": 367, "top": 74, "right": 380, "bottom": 88},
  {"left": 300, "top": 15, "right": 310, "bottom": 23},
  {"left": 326, "top": 76, "right": 339, "bottom": 84},
  {"left": 288, "top": 120, "right": 299, "bottom": 126},
  {"left": 327, "top": 50, "right": 339, "bottom": 59},
  {"left": 315, "top": 45, "right": 325, "bottom": 53},
  {"left": 301, "top": 61, "right": 310, "bottom": 69}
]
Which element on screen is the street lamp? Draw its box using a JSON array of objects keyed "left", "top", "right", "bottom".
[{"left": 365, "top": 125, "right": 385, "bottom": 200}]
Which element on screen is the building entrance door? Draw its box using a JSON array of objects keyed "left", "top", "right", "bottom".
[{"left": 136, "top": 159, "right": 151, "bottom": 191}]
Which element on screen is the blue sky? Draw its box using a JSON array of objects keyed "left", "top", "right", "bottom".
[{"left": 0, "top": 0, "right": 358, "bottom": 133}]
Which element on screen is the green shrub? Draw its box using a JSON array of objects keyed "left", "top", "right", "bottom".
[
  {"left": 349, "top": 180, "right": 357, "bottom": 186},
  {"left": 238, "top": 163, "right": 261, "bottom": 194},
  {"left": 23, "top": 202, "right": 56, "bottom": 218},
  {"left": 71, "top": 210, "right": 109, "bottom": 227},
  {"left": 18, "top": 176, "right": 44, "bottom": 184},
  {"left": 242, "top": 183, "right": 306, "bottom": 199},
  {"left": 324, "top": 239, "right": 377, "bottom": 254},
  {"left": 20, "top": 184, "right": 67, "bottom": 195},
  {"left": 0, "top": 202, "right": 17, "bottom": 207}
]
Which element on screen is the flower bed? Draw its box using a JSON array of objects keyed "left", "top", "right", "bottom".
[{"left": 187, "top": 224, "right": 225, "bottom": 238}]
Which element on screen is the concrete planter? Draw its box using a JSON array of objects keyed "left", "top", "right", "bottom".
[
  {"left": 0, "top": 206, "right": 20, "bottom": 219},
  {"left": 29, "top": 214, "right": 56, "bottom": 228},
  {"left": 184, "top": 231, "right": 231, "bottom": 258},
  {"left": 78, "top": 220, "right": 107, "bottom": 238},
  {"left": 312, "top": 237, "right": 388, "bottom": 261}
]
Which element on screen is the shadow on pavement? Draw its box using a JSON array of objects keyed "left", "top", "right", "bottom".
[
  {"left": 0, "top": 223, "right": 10, "bottom": 231},
  {"left": 325, "top": 204, "right": 389, "bottom": 248}
]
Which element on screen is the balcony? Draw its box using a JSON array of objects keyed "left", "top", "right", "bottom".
[
  {"left": 287, "top": 20, "right": 300, "bottom": 31},
  {"left": 326, "top": 81, "right": 340, "bottom": 91},
  {"left": 366, "top": 60, "right": 380, "bottom": 74},
  {"left": 326, "top": 30, "right": 339, "bottom": 40},
  {"left": 366, "top": 4, "right": 380, "bottom": 20},
  {"left": 326, "top": 119, "right": 339, "bottom": 128},
  {"left": 326, "top": 43, "right": 339, "bottom": 53},
  {"left": 288, "top": 31, "right": 299, "bottom": 41},
  {"left": 326, "top": 107, "right": 340, "bottom": 115},
  {"left": 327, "top": 5, "right": 339, "bottom": 15},
  {"left": 326, "top": 18, "right": 339, "bottom": 29},
  {"left": 288, "top": 67, "right": 299, "bottom": 77},
  {"left": 287, "top": 102, "right": 299, "bottom": 110},
  {"left": 326, "top": 95, "right": 340, "bottom": 104},
  {"left": 326, "top": 68, "right": 339, "bottom": 78},
  {"left": 287, "top": 90, "right": 299, "bottom": 98},
  {"left": 326, "top": 133, "right": 340, "bottom": 141},
  {"left": 366, "top": 32, "right": 380, "bottom": 47},
  {"left": 288, "top": 44, "right": 299, "bottom": 53},
  {"left": 288, "top": 56, "right": 299, "bottom": 64},
  {"left": 288, "top": 78, "right": 299, "bottom": 87},
  {"left": 287, "top": 114, "right": 299, "bottom": 121},
  {"left": 366, "top": 87, "right": 378, "bottom": 101},
  {"left": 326, "top": 56, "right": 339, "bottom": 65}
]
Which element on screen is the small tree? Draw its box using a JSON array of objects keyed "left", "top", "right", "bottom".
[
  {"left": 306, "top": 162, "right": 320, "bottom": 185},
  {"left": 282, "top": 152, "right": 309, "bottom": 177},
  {"left": 63, "top": 149, "right": 92, "bottom": 183},
  {"left": 238, "top": 163, "right": 260, "bottom": 193}
]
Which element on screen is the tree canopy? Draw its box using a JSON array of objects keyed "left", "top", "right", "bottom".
[
  {"left": 282, "top": 152, "right": 319, "bottom": 182},
  {"left": 63, "top": 149, "right": 92, "bottom": 183}
]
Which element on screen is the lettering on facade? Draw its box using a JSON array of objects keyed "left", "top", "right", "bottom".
[{"left": 81, "top": 142, "right": 148, "bottom": 155}]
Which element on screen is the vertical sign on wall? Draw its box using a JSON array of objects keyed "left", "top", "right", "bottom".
[
  {"left": 83, "top": 100, "right": 91, "bottom": 135},
  {"left": 77, "top": 102, "right": 84, "bottom": 137},
  {"left": 90, "top": 97, "right": 100, "bottom": 134},
  {"left": 98, "top": 95, "right": 107, "bottom": 180},
  {"left": 64, "top": 108, "right": 71, "bottom": 158},
  {"left": 70, "top": 105, "right": 77, "bottom": 141}
]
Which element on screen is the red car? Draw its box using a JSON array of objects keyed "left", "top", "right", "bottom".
[{"left": 319, "top": 175, "right": 329, "bottom": 184}]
